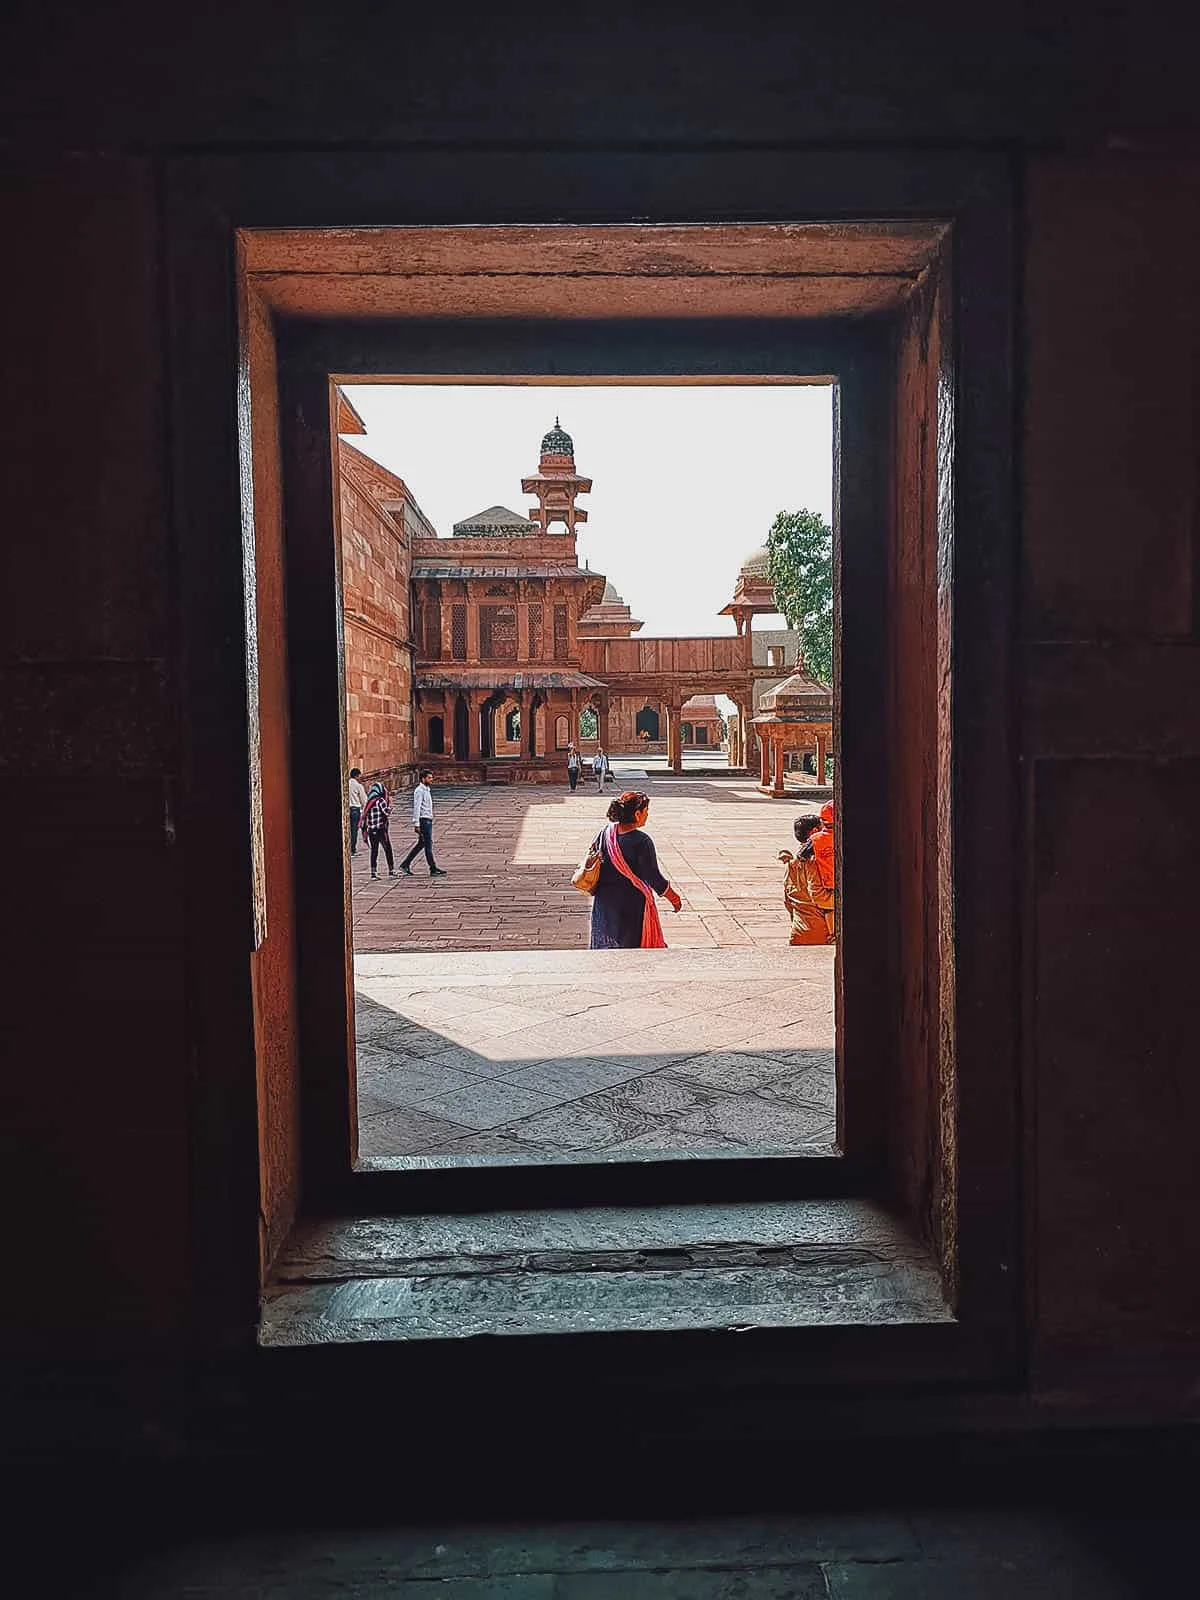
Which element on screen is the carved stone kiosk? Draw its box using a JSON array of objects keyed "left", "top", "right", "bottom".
[{"left": 752, "top": 668, "right": 834, "bottom": 796}]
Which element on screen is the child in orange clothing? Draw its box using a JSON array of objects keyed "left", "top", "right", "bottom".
[
  {"left": 780, "top": 813, "right": 835, "bottom": 945},
  {"left": 811, "top": 801, "right": 835, "bottom": 896}
]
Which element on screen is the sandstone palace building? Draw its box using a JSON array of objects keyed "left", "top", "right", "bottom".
[{"left": 338, "top": 396, "right": 826, "bottom": 788}]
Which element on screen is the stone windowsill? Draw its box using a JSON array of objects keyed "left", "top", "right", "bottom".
[{"left": 259, "top": 1198, "right": 951, "bottom": 1346}]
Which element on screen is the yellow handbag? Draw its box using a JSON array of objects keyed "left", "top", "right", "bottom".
[{"left": 571, "top": 832, "right": 604, "bottom": 895}]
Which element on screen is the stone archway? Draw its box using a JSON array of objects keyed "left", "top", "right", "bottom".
[
  {"left": 635, "top": 703, "right": 660, "bottom": 740},
  {"left": 428, "top": 713, "right": 445, "bottom": 755}
]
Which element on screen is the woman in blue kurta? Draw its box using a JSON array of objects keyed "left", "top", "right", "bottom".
[{"left": 588, "top": 790, "right": 682, "bottom": 949}]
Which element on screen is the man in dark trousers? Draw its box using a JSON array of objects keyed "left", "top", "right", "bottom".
[{"left": 400, "top": 768, "right": 447, "bottom": 876}]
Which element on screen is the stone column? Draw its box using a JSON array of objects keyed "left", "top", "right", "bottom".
[
  {"left": 598, "top": 694, "right": 610, "bottom": 754},
  {"left": 466, "top": 692, "right": 481, "bottom": 760},
  {"left": 772, "top": 737, "right": 786, "bottom": 797},
  {"left": 666, "top": 703, "right": 684, "bottom": 773},
  {"left": 528, "top": 696, "right": 539, "bottom": 759},
  {"left": 759, "top": 727, "right": 770, "bottom": 788}
]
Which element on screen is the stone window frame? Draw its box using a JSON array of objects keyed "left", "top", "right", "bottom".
[
  {"left": 552, "top": 603, "right": 569, "bottom": 662},
  {"left": 167, "top": 152, "right": 1018, "bottom": 1380},
  {"left": 479, "top": 602, "right": 518, "bottom": 663},
  {"left": 450, "top": 603, "right": 467, "bottom": 661}
]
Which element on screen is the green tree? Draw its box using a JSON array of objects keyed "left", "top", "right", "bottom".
[{"left": 765, "top": 508, "right": 833, "bottom": 687}]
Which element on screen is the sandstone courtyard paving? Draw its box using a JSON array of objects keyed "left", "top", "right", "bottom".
[{"left": 351, "top": 771, "right": 837, "bottom": 1162}]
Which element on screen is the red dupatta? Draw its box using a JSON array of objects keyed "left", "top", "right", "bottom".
[{"left": 604, "top": 824, "right": 667, "bottom": 949}]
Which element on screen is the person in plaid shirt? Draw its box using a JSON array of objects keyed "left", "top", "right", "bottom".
[{"left": 360, "top": 783, "right": 395, "bottom": 879}]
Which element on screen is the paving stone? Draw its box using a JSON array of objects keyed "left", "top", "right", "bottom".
[
  {"left": 427, "top": 1131, "right": 536, "bottom": 1158},
  {"left": 352, "top": 776, "right": 801, "bottom": 954},
  {"left": 666, "top": 1051, "right": 806, "bottom": 1094},
  {"left": 353, "top": 948, "right": 837, "bottom": 1160},
  {"left": 497, "top": 1057, "right": 652, "bottom": 1100},
  {"left": 755, "top": 1063, "right": 838, "bottom": 1108},
  {"left": 502, "top": 1101, "right": 629, "bottom": 1151},
  {"left": 356, "top": 1104, "right": 470, "bottom": 1155},
  {"left": 673, "top": 1091, "right": 836, "bottom": 1148},
  {"left": 362, "top": 1058, "right": 488, "bottom": 1107},
  {"left": 416, "top": 1079, "right": 560, "bottom": 1132}
]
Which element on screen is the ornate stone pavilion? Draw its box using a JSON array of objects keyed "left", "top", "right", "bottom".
[
  {"left": 338, "top": 403, "right": 813, "bottom": 784},
  {"left": 409, "top": 423, "right": 607, "bottom": 777},
  {"left": 680, "top": 694, "right": 726, "bottom": 749},
  {"left": 751, "top": 668, "right": 834, "bottom": 796}
]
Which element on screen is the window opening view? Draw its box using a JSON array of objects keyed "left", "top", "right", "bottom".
[{"left": 340, "top": 383, "right": 837, "bottom": 1168}]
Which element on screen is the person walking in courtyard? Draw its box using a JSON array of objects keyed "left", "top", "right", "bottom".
[
  {"left": 401, "top": 767, "right": 447, "bottom": 877},
  {"left": 348, "top": 766, "right": 367, "bottom": 855},
  {"left": 361, "top": 781, "right": 395, "bottom": 879},
  {"left": 592, "top": 745, "right": 608, "bottom": 792},
  {"left": 587, "top": 789, "right": 681, "bottom": 949},
  {"left": 779, "top": 813, "right": 835, "bottom": 944},
  {"left": 566, "top": 743, "right": 581, "bottom": 791}
]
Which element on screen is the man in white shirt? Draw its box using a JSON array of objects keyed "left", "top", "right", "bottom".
[
  {"left": 400, "top": 768, "right": 447, "bottom": 876},
  {"left": 347, "top": 767, "right": 367, "bottom": 855}
]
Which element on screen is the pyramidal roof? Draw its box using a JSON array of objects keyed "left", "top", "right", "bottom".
[
  {"left": 759, "top": 667, "right": 833, "bottom": 714},
  {"left": 452, "top": 504, "right": 539, "bottom": 536}
]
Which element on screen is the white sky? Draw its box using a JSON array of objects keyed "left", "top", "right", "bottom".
[{"left": 343, "top": 383, "right": 833, "bottom": 637}]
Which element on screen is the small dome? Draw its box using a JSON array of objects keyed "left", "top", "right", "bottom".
[
  {"left": 600, "top": 579, "right": 623, "bottom": 604},
  {"left": 540, "top": 416, "right": 574, "bottom": 456},
  {"left": 740, "top": 545, "right": 771, "bottom": 579}
]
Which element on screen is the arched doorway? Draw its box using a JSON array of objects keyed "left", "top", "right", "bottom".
[
  {"left": 428, "top": 714, "right": 444, "bottom": 754},
  {"left": 454, "top": 694, "right": 469, "bottom": 759},
  {"left": 635, "top": 704, "right": 660, "bottom": 740},
  {"left": 505, "top": 706, "right": 521, "bottom": 743},
  {"left": 579, "top": 706, "right": 598, "bottom": 741}
]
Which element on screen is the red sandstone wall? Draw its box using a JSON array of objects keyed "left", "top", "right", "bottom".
[
  {"left": 246, "top": 291, "right": 302, "bottom": 1277},
  {"left": 1022, "top": 161, "right": 1200, "bottom": 1397},
  {"left": 338, "top": 445, "right": 414, "bottom": 786}
]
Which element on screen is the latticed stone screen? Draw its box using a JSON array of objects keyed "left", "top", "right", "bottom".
[
  {"left": 451, "top": 604, "right": 467, "bottom": 661},
  {"left": 480, "top": 603, "right": 518, "bottom": 662},
  {"left": 528, "top": 603, "right": 544, "bottom": 659},
  {"left": 553, "top": 604, "right": 568, "bottom": 661},
  {"left": 424, "top": 595, "right": 442, "bottom": 658}
]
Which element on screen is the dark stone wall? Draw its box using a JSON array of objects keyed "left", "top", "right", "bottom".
[{"left": 1, "top": 3, "right": 1199, "bottom": 1448}]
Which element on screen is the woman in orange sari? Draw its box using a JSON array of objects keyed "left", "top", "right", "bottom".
[{"left": 779, "top": 814, "right": 835, "bottom": 944}]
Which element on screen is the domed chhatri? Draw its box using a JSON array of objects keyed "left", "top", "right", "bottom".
[
  {"left": 522, "top": 418, "right": 592, "bottom": 534},
  {"left": 540, "top": 416, "right": 575, "bottom": 458},
  {"left": 719, "top": 543, "right": 779, "bottom": 633}
]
